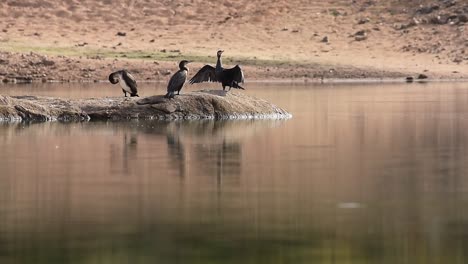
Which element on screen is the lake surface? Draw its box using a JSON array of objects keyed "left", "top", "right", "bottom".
[{"left": 1, "top": 81, "right": 468, "bottom": 264}]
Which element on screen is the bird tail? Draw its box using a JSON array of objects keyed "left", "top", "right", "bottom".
[
  {"left": 165, "top": 92, "right": 174, "bottom": 99},
  {"left": 233, "top": 82, "right": 245, "bottom": 90}
]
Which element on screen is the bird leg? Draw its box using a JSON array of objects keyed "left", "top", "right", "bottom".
[{"left": 165, "top": 92, "right": 174, "bottom": 99}]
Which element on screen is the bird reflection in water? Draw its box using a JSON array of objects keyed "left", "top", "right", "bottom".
[
  {"left": 123, "top": 133, "right": 138, "bottom": 172},
  {"left": 194, "top": 139, "right": 242, "bottom": 187},
  {"left": 110, "top": 132, "right": 138, "bottom": 175},
  {"left": 103, "top": 120, "right": 277, "bottom": 186},
  {"left": 166, "top": 123, "right": 186, "bottom": 178},
  {"left": 165, "top": 121, "right": 242, "bottom": 186}
]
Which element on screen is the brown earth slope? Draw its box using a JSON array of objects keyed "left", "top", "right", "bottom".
[{"left": 0, "top": 0, "right": 466, "bottom": 82}]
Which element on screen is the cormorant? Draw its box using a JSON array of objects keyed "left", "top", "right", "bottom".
[
  {"left": 165, "top": 60, "right": 190, "bottom": 99},
  {"left": 108, "top": 70, "right": 139, "bottom": 97},
  {"left": 189, "top": 50, "right": 245, "bottom": 91}
]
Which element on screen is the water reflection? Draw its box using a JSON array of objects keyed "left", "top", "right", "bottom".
[
  {"left": 111, "top": 133, "right": 138, "bottom": 174},
  {"left": 0, "top": 119, "right": 285, "bottom": 264},
  {"left": 101, "top": 120, "right": 266, "bottom": 181},
  {"left": 1, "top": 82, "right": 468, "bottom": 264},
  {"left": 193, "top": 140, "right": 242, "bottom": 186},
  {"left": 166, "top": 131, "right": 186, "bottom": 178}
]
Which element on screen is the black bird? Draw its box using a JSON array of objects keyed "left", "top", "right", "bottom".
[
  {"left": 108, "top": 70, "right": 139, "bottom": 97},
  {"left": 165, "top": 60, "right": 190, "bottom": 98},
  {"left": 189, "top": 50, "right": 244, "bottom": 91}
]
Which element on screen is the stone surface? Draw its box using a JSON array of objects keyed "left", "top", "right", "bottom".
[{"left": 0, "top": 90, "right": 291, "bottom": 122}]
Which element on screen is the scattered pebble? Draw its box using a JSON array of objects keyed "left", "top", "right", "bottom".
[
  {"left": 417, "top": 73, "right": 428, "bottom": 79},
  {"left": 354, "top": 30, "right": 368, "bottom": 41},
  {"left": 357, "top": 17, "right": 370, "bottom": 24}
]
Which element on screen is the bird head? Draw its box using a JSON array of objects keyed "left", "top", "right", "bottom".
[
  {"left": 108, "top": 72, "right": 119, "bottom": 84},
  {"left": 179, "top": 60, "right": 190, "bottom": 70},
  {"left": 217, "top": 50, "right": 224, "bottom": 57}
]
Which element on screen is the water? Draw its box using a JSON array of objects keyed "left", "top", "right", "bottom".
[{"left": 1, "top": 82, "right": 468, "bottom": 264}]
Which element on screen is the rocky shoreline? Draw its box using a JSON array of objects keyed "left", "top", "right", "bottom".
[{"left": 0, "top": 51, "right": 415, "bottom": 84}]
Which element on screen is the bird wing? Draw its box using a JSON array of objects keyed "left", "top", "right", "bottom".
[
  {"left": 122, "top": 70, "right": 138, "bottom": 94},
  {"left": 167, "top": 70, "right": 187, "bottom": 92},
  {"left": 189, "top": 65, "right": 218, "bottom": 84},
  {"left": 224, "top": 65, "right": 244, "bottom": 83}
]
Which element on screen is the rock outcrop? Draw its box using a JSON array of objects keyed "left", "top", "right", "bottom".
[{"left": 0, "top": 90, "right": 291, "bottom": 122}]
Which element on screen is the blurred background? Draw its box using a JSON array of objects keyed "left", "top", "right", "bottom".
[{"left": 0, "top": 0, "right": 466, "bottom": 82}]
